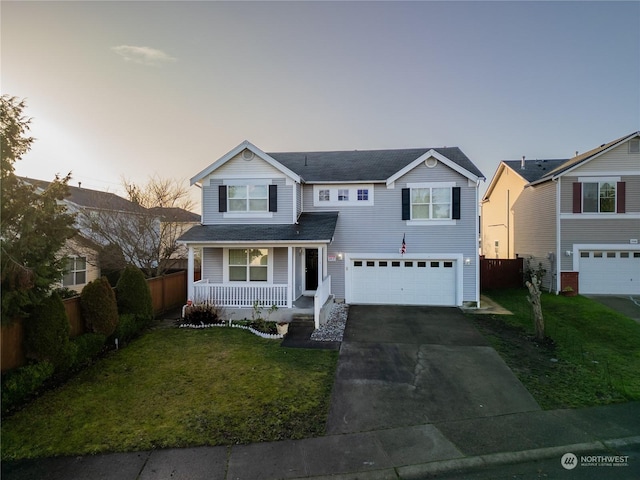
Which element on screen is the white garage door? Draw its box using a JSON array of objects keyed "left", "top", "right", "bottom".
[
  {"left": 350, "top": 259, "right": 457, "bottom": 305},
  {"left": 579, "top": 250, "right": 640, "bottom": 295}
]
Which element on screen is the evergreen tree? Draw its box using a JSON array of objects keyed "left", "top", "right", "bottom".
[{"left": 1, "top": 95, "right": 76, "bottom": 320}]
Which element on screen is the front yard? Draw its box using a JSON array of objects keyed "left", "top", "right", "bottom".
[
  {"left": 1, "top": 327, "right": 338, "bottom": 460},
  {"left": 474, "top": 289, "right": 640, "bottom": 409}
]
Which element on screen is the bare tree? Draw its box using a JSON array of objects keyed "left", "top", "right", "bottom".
[
  {"left": 526, "top": 274, "right": 545, "bottom": 341},
  {"left": 77, "top": 176, "right": 197, "bottom": 277}
]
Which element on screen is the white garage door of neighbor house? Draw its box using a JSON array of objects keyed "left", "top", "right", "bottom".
[
  {"left": 350, "top": 259, "right": 457, "bottom": 305},
  {"left": 579, "top": 250, "right": 640, "bottom": 295}
]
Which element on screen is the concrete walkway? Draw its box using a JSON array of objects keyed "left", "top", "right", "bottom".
[{"left": 3, "top": 306, "right": 640, "bottom": 480}]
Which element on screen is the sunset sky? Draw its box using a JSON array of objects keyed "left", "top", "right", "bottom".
[{"left": 3, "top": 1, "right": 639, "bottom": 210}]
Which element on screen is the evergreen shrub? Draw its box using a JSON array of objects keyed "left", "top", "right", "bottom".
[
  {"left": 23, "top": 291, "right": 76, "bottom": 370},
  {"left": 1, "top": 361, "right": 55, "bottom": 415},
  {"left": 71, "top": 333, "right": 106, "bottom": 368},
  {"left": 80, "top": 277, "right": 119, "bottom": 336},
  {"left": 115, "top": 265, "right": 153, "bottom": 322}
]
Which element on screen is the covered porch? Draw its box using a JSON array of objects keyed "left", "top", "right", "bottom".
[{"left": 178, "top": 212, "right": 339, "bottom": 328}]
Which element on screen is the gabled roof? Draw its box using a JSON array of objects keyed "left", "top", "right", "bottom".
[
  {"left": 482, "top": 159, "right": 567, "bottom": 201},
  {"left": 530, "top": 131, "right": 640, "bottom": 185},
  {"left": 149, "top": 206, "right": 200, "bottom": 223},
  {"left": 20, "top": 177, "right": 144, "bottom": 214},
  {"left": 177, "top": 212, "right": 339, "bottom": 244},
  {"left": 270, "top": 146, "right": 484, "bottom": 183},
  {"left": 194, "top": 141, "right": 485, "bottom": 185}
]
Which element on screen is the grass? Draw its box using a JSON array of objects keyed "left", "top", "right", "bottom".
[
  {"left": 1, "top": 327, "right": 338, "bottom": 460},
  {"left": 473, "top": 289, "right": 640, "bottom": 410}
]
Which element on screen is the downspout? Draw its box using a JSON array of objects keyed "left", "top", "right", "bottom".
[
  {"left": 554, "top": 177, "right": 561, "bottom": 294},
  {"left": 475, "top": 179, "right": 481, "bottom": 307}
]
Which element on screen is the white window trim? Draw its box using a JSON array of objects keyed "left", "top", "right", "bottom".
[
  {"left": 63, "top": 256, "right": 87, "bottom": 286},
  {"left": 578, "top": 177, "right": 619, "bottom": 214},
  {"left": 406, "top": 181, "right": 456, "bottom": 224},
  {"left": 223, "top": 179, "right": 273, "bottom": 217},
  {"left": 313, "top": 184, "right": 374, "bottom": 206},
  {"left": 223, "top": 247, "right": 273, "bottom": 283}
]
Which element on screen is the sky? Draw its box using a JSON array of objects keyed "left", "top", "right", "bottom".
[{"left": 2, "top": 1, "right": 639, "bottom": 212}]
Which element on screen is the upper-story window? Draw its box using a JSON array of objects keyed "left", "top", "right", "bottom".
[
  {"left": 228, "top": 185, "right": 268, "bottom": 212},
  {"left": 318, "top": 189, "right": 330, "bottom": 202},
  {"left": 402, "top": 182, "right": 460, "bottom": 224},
  {"left": 411, "top": 187, "right": 451, "bottom": 219},
  {"left": 63, "top": 256, "right": 87, "bottom": 286},
  {"left": 313, "top": 184, "right": 374, "bottom": 206},
  {"left": 572, "top": 178, "right": 624, "bottom": 214},
  {"left": 583, "top": 181, "right": 615, "bottom": 213}
]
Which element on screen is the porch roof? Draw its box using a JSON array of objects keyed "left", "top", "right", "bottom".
[{"left": 178, "top": 212, "right": 339, "bottom": 244}]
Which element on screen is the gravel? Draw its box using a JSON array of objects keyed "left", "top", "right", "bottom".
[{"left": 311, "top": 303, "right": 349, "bottom": 342}]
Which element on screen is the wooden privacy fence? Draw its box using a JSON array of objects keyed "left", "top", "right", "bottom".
[
  {"left": 480, "top": 257, "right": 524, "bottom": 290},
  {"left": 1, "top": 271, "right": 189, "bottom": 372}
]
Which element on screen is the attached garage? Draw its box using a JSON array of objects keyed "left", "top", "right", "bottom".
[
  {"left": 346, "top": 255, "right": 461, "bottom": 306},
  {"left": 578, "top": 249, "right": 640, "bottom": 295}
]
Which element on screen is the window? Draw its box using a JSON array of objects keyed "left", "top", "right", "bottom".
[
  {"left": 338, "top": 189, "right": 349, "bottom": 201},
  {"left": 354, "top": 261, "right": 363, "bottom": 267},
  {"left": 229, "top": 249, "right": 268, "bottom": 281},
  {"left": 318, "top": 189, "right": 330, "bottom": 202},
  {"left": 621, "top": 252, "right": 630, "bottom": 258},
  {"left": 444, "top": 261, "right": 453, "bottom": 268},
  {"left": 366, "top": 261, "right": 375, "bottom": 267},
  {"left": 607, "top": 252, "right": 616, "bottom": 258},
  {"left": 379, "top": 261, "right": 388, "bottom": 267},
  {"left": 392, "top": 261, "right": 401, "bottom": 267},
  {"left": 418, "top": 261, "right": 426, "bottom": 267},
  {"left": 228, "top": 185, "right": 268, "bottom": 212},
  {"left": 580, "top": 252, "right": 590, "bottom": 258},
  {"left": 357, "top": 189, "right": 369, "bottom": 201},
  {"left": 404, "top": 261, "right": 413, "bottom": 267},
  {"left": 430, "top": 261, "right": 440, "bottom": 267},
  {"left": 63, "top": 257, "right": 87, "bottom": 286},
  {"left": 403, "top": 185, "right": 459, "bottom": 221},
  {"left": 583, "top": 182, "right": 615, "bottom": 213}
]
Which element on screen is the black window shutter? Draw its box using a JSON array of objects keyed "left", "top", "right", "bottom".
[
  {"left": 452, "top": 187, "right": 461, "bottom": 219},
  {"left": 401, "top": 188, "right": 410, "bottom": 220},
  {"left": 269, "top": 184, "right": 278, "bottom": 212},
  {"left": 617, "top": 182, "right": 626, "bottom": 213},
  {"left": 218, "top": 185, "right": 227, "bottom": 212}
]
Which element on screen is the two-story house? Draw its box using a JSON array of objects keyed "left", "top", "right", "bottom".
[
  {"left": 482, "top": 132, "right": 640, "bottom": 295},
  {"left": 178, "top": 141, "right": 485, "bottom": 327}
]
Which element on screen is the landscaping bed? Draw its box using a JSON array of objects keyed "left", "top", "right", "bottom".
[
  {"left": 473, "top": 289, "right": 640, "bottom": 409},
  {"left": 1, "top": 327, "right": 338, "bottom": 460}
]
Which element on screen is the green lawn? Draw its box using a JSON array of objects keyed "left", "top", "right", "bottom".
[
  {"left": 474, "top": 290, "right": 640, "bottom": 409},
  {"left": 1, "top": 328, "right": 338, "bottom": 460}
]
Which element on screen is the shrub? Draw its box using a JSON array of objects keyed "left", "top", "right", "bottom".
[
  {"left": 80, "top": 277, "right": 118, "bottom": 336},
  {"left": 1, "top": 361, "right": 55, "bottom": 414},
  {"left": 23, "top": 292, "right": 76, "bottom": 371},
  {"left": 115, "top": 265, "right": 153, "bottom": 322},
  {"left": 111, "top": 313, "right": 144, "bottom": 344},
  {"left": 71, "top": 333, "right": 106, "bottom": 368}
]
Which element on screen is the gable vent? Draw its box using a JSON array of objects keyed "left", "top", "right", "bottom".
[
  {"left": 630, "top": 139, "right": 640, "bottom": 154},
  {"left": 242, "top": 149, "right": 255, "bottom": 161}
]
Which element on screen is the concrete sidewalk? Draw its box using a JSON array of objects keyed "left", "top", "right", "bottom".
[{"left": 3, "top": 402, "right": 639, "bottom": 480}]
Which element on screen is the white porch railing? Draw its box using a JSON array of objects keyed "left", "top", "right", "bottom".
[
  {"left": 314, "top": 275, "right": 332, "bottom": 329},
  {"left": 193, "top": 280, "right": 289, "bottom": 308}
]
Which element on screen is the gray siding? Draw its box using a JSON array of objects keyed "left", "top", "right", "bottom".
[
  {"left": 202, "top": 178, "right": 292, "bottom": 224},
  {"left": 273, "top": 247, "right": 288, "bottom": 284},
  {"left": 202, "top": 248, "right": 223, "bottom": 282},
  {"left": 304, "top": 162, "right": 479, "bottom": 301},
  {"left": 560, "top": 175, "right": 640, "bottom": 213},
  {"left": 513, "top": 182, "right": 557, "bottom": 290},
  {"left": 560, "top": 219, "right": 640, "bottom": 270}
]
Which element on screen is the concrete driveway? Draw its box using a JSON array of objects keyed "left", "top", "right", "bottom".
[
  {"left": 585, "top": 295, "right": 640, "bottom": 323},
  {"left": 325, "top": 305, "right": 540, "bottom": 435}
]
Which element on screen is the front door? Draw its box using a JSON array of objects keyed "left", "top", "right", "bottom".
[{"left": 305, "top": 249, "right": 318, "bottom": 290}]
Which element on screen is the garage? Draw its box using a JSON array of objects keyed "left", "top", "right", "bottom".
[
  {"left": 348, "top": 257, "right": 458, "bottom": 305},
  {"left": 578, "top": 249, "right": 640, "bottom": 295}
]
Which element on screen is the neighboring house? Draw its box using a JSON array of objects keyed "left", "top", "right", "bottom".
[
  {"left": 21, "top": 178, "right": 149, "bottom": 292},
  {"left": 481, "top": 158, "right": 567, "bottom": 259},
  {"left": 149, "top": 206, "right": 201, "bottom": 272},
  {"left": 178, "top": 140, "right": 485, "bottom": 327},
  {"left": 482, "top": 132, "right": 640, "bottom": 295}
]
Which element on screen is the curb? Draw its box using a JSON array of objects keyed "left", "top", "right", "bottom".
[{"left": 292, "top": 436, "right": 640, "bottom": 480}]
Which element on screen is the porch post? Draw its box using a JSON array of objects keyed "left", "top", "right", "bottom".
[
  {"left": 187, "top": 246, "right": 195, "bottom": 302},
  {"left": 317, "top": 245, "right": 324, "bottom": 286},
  {"left": 287, "top": 246, "right": 293, "bottom": 308}
]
